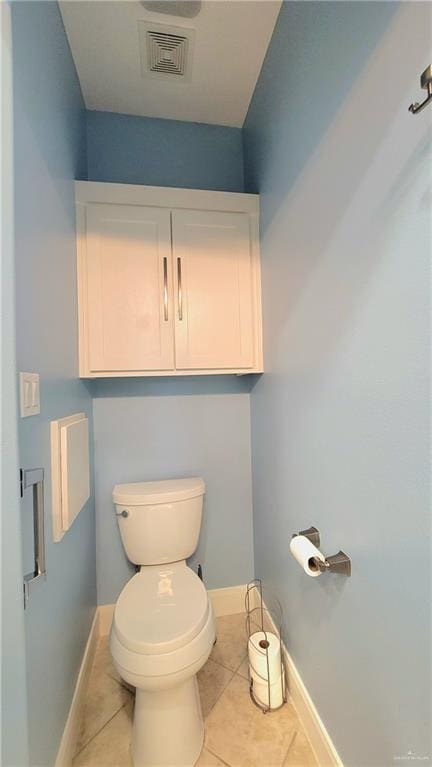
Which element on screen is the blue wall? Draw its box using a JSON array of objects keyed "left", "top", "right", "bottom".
[
  {"left": 85, "top": 110, "right": 251, "bottom": 606},
  {"left": 92, "top": 379, "right": 254, "bottom": 605},
  {"left": 10, "top": 5, "right": 430, "bottom": 764},
  {"left": 86, "top": 110, "right": 244, "bottom": 192},
  {"left": 12, "top": 3, "right": 96, "bottom": 765},
  {"left": 244, "top": 3, "right": 431, "bottom": 765},
  {"left": 1, "top": 5, "right": 29, "bottom": 765}
]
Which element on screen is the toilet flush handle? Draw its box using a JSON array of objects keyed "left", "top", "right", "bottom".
[{"left": 116, "top": 509, "right": 129, "bottom": 518}]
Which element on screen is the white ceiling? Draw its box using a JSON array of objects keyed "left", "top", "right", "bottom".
[{"left": 60, "top": 1, "right": 281, "bottom": 128}]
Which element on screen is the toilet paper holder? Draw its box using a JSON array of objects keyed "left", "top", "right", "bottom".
[
  {"left": 293, "top": 527, "right": 351, "bottom": 577},
  {"left": 296, "top": 525, "right": 321, "bottom": 547},
  {"left": 245, "top": 579, "right": 287, "bottom": 714}
]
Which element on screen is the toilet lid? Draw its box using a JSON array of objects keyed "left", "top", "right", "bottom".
[{"left": 113, "top": 564, "right": 209, "bottom": 655}]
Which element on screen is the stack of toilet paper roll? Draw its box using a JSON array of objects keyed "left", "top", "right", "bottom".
[{"left": 248, "top": 631, "right": 285, "bottom": 710}]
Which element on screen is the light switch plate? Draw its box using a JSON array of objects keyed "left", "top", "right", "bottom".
[{"left": 20, "top": 372, "right": 40, "bottom": 417}]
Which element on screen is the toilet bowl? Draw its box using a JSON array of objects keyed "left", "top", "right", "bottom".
[{"left": 110, "top": 478, "right": 215, "bottom": 767}]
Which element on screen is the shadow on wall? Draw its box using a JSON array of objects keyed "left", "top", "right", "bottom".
[
  {"left": 85, "top": 110, "right": 244, "bottom": 192},
  {"left": 243, "top": 3, "right": 400, "bottom": 210},
  {"left": 245, "top": 3, "right": 431, "bottom": 764},
  {"left": 250, "top": 4, "right": 431, "bottom": 378},
  {"left": 91, "top": 374, "right": 261, "bottom": 398},
  {"left": 249, "top": 0, "right": 432, "bottom": 651}
]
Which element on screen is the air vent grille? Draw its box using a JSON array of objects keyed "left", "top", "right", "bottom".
[
  {"left": 138, "top": 21, "right": 195, "bottom": 82},
  {"left": 147, "top": 31, "right": 188, "bottom": 76}
]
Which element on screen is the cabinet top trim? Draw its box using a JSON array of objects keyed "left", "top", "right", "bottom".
[{"left": 75, "top": 181, "right": 259, "bottom": 215}]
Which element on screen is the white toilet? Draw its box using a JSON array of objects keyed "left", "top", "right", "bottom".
[{"left": 110, "top": 477, "right": 215, "bottom": 767}]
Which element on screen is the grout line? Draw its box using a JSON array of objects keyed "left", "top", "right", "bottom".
[
  {"left": 212, "top": 660, "right": 244, "bottom": 676},
  {"left": 281, "top": 730, "right": 300, "bottom": 767},
  {"left": 103, "top": 664, "right": 135, "bottom": 694},
  {"left": 203, "top": 668, "right": 235, "bottom": 721},
  {"left": 74, "top": 639, "right": 129, "bottom": 757},
  {"left": 73, "top": 702, "right": 128, "bottom": 760},
  {"left": 210, "top": 652, "right": 248, "bottom": 677},
  {"left": 233, "top": 654, "right": 248, "bottom": 678},
  {"left": 205, "top": 746, "right": 232, "bottom": 767}
]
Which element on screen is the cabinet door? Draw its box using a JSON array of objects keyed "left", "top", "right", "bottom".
[
  {"left": 85, "top": 204, "right": 174, "bottom": 372},
  {"left": 171, "top": 210, "right": 254, "bottom": 370}
]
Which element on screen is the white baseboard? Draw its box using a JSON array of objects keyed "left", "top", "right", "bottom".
[
  {"left": 208, "top": 584, "right": 247, "bottom": 617},
  {"left": 98, "top": 602, "right": 115, "bottom": 636},
  {"left": 263, "top": 603, "right": 343, "bottom": 767},
  {"left": 55, "top": 610, "right": 99, "bottom": 767},
  {"left": 97, "top": 583, "right": 248, "bottom": 636},
  {"left": 284, "top": 650, "right": 343, "bottom": 767}
]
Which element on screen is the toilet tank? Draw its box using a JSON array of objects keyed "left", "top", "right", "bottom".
[{"left": 112, "top": 478, "right": 205, "bottom": 566}]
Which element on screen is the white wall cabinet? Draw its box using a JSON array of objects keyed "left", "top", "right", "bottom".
[
  {"left": 76, "top": 182, "right": 263, "bottom": 377},
  {"left": 85, "top": 203, "right": 174, "bottom": 373}
]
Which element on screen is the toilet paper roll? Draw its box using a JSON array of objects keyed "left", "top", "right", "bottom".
[
  {"left": 289, "top": 534, "right": 325, "bottom": 577},
  {"left": 248, "top": 631, "right": 281, "bottom": 682},
  {"left": 252, "top": 668, "right": 285, "bottom": 710}
]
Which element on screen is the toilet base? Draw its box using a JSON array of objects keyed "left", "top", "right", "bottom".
[{"left": 132, "top": 676, "right": 204, "bottom": 767}]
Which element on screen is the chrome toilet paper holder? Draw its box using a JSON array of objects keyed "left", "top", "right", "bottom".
[
  {"left": 296, "top": 525, "right": 321, "bottom": 547},
  {"left": 293, "top": 527, "right": 351, "bottom": 577}
]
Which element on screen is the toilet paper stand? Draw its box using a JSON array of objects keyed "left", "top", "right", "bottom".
[
  {"left": 293, "top": 527, "right": 352, "bottom": 577},
  {"left": 245, "top": 579, "right": 287, "bottom": 714}
]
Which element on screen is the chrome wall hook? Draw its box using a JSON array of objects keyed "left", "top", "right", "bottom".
[{"left": 409, "top": 65, "right": 432, "bottom": 115}]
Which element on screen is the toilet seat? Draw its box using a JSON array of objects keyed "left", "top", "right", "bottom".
[
  {"left": 111, "top": 603, "right": 214, "bottom": 681},
  {"left": 113, "top": 562, "right": 209, "bottom": 656},
  {"left": 111, "top": 562, "right": 214, "bottom": 680}
]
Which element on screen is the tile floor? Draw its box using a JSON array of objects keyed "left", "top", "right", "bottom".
[{"left": 73, "top": 613, "right": 317, "bottom": 767}]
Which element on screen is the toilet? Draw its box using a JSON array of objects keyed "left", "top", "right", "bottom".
[{"left": 110, "top": 477, "right": 215, "bottom": 767}]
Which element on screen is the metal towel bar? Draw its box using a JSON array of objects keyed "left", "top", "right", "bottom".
[{"left": 21, "top": 468, "right": 46, "bottom": 607}]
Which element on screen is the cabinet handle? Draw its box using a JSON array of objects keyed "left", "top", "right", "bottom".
[
  {"left": 177, "top": 257, "right": 183, "bottom": 321},
  {"left": 163, "top": 257, "right": 168, "bottom": 321}
]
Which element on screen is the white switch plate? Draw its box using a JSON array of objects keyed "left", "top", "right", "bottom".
[{"left": 20, "top": 372, "right": 40, "bottom": 417}]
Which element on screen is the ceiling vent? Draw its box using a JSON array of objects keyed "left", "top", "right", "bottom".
[{"left": 138, "top": 21, "right": 195, "bottom": 82}]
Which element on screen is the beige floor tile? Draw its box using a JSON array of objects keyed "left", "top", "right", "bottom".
[
  {"left": 92, "top": 636, "right": 121, "bottom": 683},
  {"left": 198, "top": 658, "right": 234, "bottom": 718},
  {"left": 76, "top": 614, "right": 308, "bottom": 767},
  {"left": 74, "top": 703, "right": 133, "bottom": 767},
  {"left": 236, "top": 657, "right": 249, "bottom": 680},
  {"left": 205, "top": 674, "right": 298, "bottom": 767},
  {"left": 77, "top": 643, "right": 132, "bottom": 752},
  {"left": 95, "top": 636, "right": 135, "bottom": 694},
  {"left": 194, "top": 747, "right": 229, "bottom": 766},
  {"left": 283, "top": 729, "right": 317, "bottom": 767},
  {"left": 210, "top": 613, "right": 247, "bottom": 672}
]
